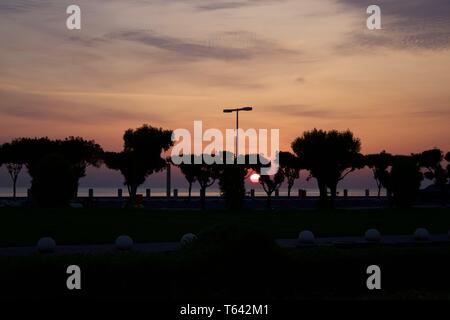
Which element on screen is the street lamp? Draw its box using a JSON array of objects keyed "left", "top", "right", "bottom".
[{"left": 223, "top": 106, "right": 253, "bottom": 157}]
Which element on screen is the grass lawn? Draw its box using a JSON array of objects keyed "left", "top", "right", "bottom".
[
  {"left": 1, "top": 246, "right": 450, "bottom": 300},
  {"left": 0, "top": 207, "right": 449, "bottom": 246}
]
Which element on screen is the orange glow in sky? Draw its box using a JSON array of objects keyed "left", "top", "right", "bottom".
[{"left": 0, "top": 0, "right": 449, "bottom": 156}]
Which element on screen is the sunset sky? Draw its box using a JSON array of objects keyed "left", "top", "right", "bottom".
[{"left": 0, "top": 0, "right": 449, "bottom": 191}]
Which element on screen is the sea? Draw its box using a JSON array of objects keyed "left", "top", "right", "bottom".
[{"left": 0, "top": 187, "right": 387, "bottom": 198}]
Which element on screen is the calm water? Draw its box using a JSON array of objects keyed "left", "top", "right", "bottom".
[{"left": 0, "top": 187, "right": 387, "bottom": 198}]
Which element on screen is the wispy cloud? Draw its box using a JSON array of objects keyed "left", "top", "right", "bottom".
[
  {"left": 195, "top": 0, "right": 289, "bottom": 11},
  {"left": 0, "top": 89, "right": 162, "bottom": 124},
  {"left": 106, "top": 29, "right": 298, "bottom": 62},
  {"left": 0, "top": 0, "right": 52, "bottom": 13},
  {"left": 336, "top": 0, "right": 450, "bottom": 51},
  {"left": 407, "top": 108, "right": 450, "bottom": 118},
  {"left": 0, "top": 0, "right": 291, "bottom": 14},
  {"left": 260, "top": 104, "right": 363, "bottom": 119},
  {"left": 108, "top": 30, "right": 251, "bottom": 61}
]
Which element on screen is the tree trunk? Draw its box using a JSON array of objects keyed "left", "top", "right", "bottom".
[
  {"left": 200, "top": 187, "right": 206, "bottom": 210},
  {"left": 188, "top": 182, "right": 192, "bottom": 200},
  {"left": 128, "top": 184, "right": 138, "bottom": 207},
  {"left": 318, "top": 179, "right": 327, "bottom": 202},
  {"left": 287, "top": 184, "right": 292, "bottom": 198},
  {"left": 12, "top": 178, "right": 17, "bottom": 200},
  {"left": 387, "top": 187, "right": 393, "bottom": 207},
  {"left": 439, "top": 182, "right": 448, "bottom": 206},
  {"left": 8, "top": 168, "right": 19, "bottom": 200},
  {"left": 75, "top": 184, "right": 80, "bottom": 199},
  {"left": 329, "top": 182, "right": 337, "bottom": 209},
  {"left": 266, "top": 192, "right": 272, "bottom": 209}
]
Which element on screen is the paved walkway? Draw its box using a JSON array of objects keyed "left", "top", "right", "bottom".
[
  {"left": 0, "top": 234, "right": 449, "bottom": 257},
  {"left": 0, "top": 242, "right": 181, "bottom": 257},
  {"left": 277, "top": 234, "right": 450, "bottom": 247}
]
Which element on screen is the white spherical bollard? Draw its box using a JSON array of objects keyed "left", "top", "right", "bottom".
[
  {"left": 115, "top": 235, "right": 134, "bottom": 250},
  {"left": 298, "top": 230, "right": 316, "bottom": 245},
  {"left": 414, "top": 228, "right": 430, "bottom": 241},
  {"left": 180, "top": 233, "right": 197, "bottom": 247},
  {"left": 37, "top": 237, "right": 56, "bottom": 253},
  {"left": 365, "top": 229, "right": 381, "bottom": 242}
]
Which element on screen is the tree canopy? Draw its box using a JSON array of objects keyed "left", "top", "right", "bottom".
[
  {"left": 279, "top": 151, "right": 302, "bottom": 198},
  {"left": 30, "top": 153, "right": 78, "bottom": 208},
  {"left": 58, "top": 136, "right": 103, "bottom": 181},
  {"left": 390, "top": 155, "right": 423, "bottom": 207},
  {"left": 365, "top": 151, "right": 393, "bottom": 197},
  {"left": 248, "top": 154, "right": 285, "bottom": 209},
  {"left": 103, "top": 124, "right": 173, "bottom": 205},
  {"left": 1, "top": 140, "right": 27, "bottom": 198},
  {"left": 292, "top": 129, "right": 363, "bottom": 206},
  {"left": 446, "top": 152, "right": 450, "bottom": 177}
]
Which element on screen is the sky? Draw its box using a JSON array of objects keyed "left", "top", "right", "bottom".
[{"left": 0, "top": 0, "right": 449, "bottom": 191}]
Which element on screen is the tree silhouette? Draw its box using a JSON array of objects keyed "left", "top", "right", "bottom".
[
  {"left": 1, "top": 140, "right": 27, "bottom": 199},
  {"left": 417, "top": 149, "right": 445, "bottom": 180},
  {"left": 58, "top": 137, "right": 103, "bottom": 194},
  {"left": 11, "top": 138, "right": 59, "bottom": 202},
  {"left": 176, "top": 153, "right": 246, "bottom": 209},
  {"left": 103, "top": 125, "right": 173, "bottom": 206},
  {"left": 9, "top": 137, "right": 102, "bottom": 199},
  {"left": 250, "top": 154, "right": 284, "bottom": 209},
  {"left": 279, "top": 151, "right": 302, "bottom": 198},
  {"left": 217, "top": 152, "right": 248, "bottom": 210},
  {"left": 446, "top": 152, "right": 450, "bottom": 178},
  {"left": 365, "top": 151, "right": 393, "bottom": 198},
  {"left": 190, "top": 155, "right": 219, "bottom": 210},
  {"left": 417, "top": 149, "right": 448, "bottom": 204},
  {"left": 292, "top": 129, "right": 363, "bottom": 207},
  {"left": 260, "top": 172, "right": 285, "bottom": 209},
  {"left": 30, "top": 153, "right": 77, "bottom": 208},
  {"left": 176, "top": 157, "right": 198, "bottom": 200},
  {"left": 390, "top": 155, "right": 423, "bottom": 208},
  {"left": 12, "top": 138, "right": 57, "bottom": 178}
]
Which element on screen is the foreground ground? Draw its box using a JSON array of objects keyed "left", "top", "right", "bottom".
[
  {"left": 0, "top": 246, "right": 449, "bottom": 300},
  {"left": 0, "top": 208, "right": 449, "bottom": 301},
  {"left": 0, "top": 207, "right": 449, "bottom": 246}
]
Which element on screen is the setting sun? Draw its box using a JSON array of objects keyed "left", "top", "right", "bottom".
[{"left": 250, "top": 173, "right": 261, "bottom": 183}]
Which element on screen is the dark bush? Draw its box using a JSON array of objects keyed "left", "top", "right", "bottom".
[
  {"left": 218, "top": 165, "right": 247, "bottom": 210},
  {"left": 177, "top": 224, "right": 292, "bottom": 299},
  {"left": 390, "top": 156, "right": 423, "bottom": 208},
  {"left": 31, "top": 153, "right": 77, "bottom": 208}
]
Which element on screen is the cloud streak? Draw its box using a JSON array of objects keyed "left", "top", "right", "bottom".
[
  {"left": 0, "top": 89, "right": 162, "bottom": 124},
  {"left": 194, "top": 0, "right": 289, "bottom": 11},
  {"left": 260, "top": 104, "right": 364, "bottom": 119},
  {"left": 106, "top": 29, "right": 299, "bottom": 62},
  {"left": 0, "top": 0, "right": 52, "bottom": 13},
  {"left": 336, "top": 0, "right": 450, "bottom": 51}
]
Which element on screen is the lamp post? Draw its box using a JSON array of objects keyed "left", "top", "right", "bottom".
[{"left": 223, "top": 106, "right": 253, "bottom": 157}]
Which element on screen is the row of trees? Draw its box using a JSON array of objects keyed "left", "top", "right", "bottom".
[
  {"left": 0, "top": 125, "right": 449, "bottom": 208},
  {"left": 0, "top": 137, "right": 102, "bottom": 207},
  {"left": 366, "top": 149, "right": 450, "bottom": 207}
]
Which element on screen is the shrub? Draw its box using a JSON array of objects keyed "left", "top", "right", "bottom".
[
  {"left": 31, "top": 154, "right": 77, "bottom": 208},
  {"left": 178, "top": 224, "right": 291, "bottom": 299}
]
